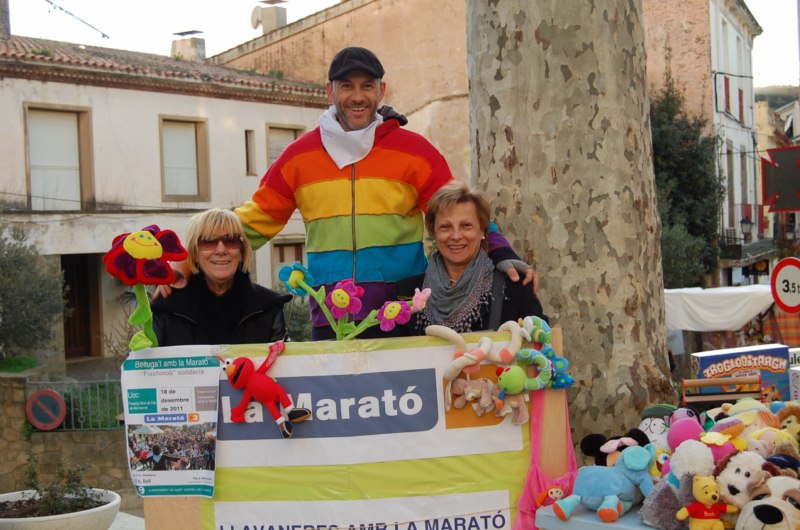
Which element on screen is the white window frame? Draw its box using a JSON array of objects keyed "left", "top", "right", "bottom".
[
  {"left": 159, "top": 115, "right": 210, "bottom": 202},
  {"left": 24, "top": 104, "right": 94, "bottom": 211}
]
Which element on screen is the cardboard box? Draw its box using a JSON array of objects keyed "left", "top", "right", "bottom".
[
  {"left": 791, "top": 348, "right": 800, "bottom": 367},
  {"left": 790, "top": 366, "right": 800, "bottom": 401},
  {"left": 691, "top": 343, "right": 790, "bottom": 402}
]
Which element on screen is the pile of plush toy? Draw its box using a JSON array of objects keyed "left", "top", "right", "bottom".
[
  {"left": 430, "top": 316, "right": 573, "bottom": 425},
  {"left": 552, "top": 399, "right": 800, "bottom": 529}
]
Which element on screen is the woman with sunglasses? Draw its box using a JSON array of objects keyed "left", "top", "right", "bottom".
[{"left": 151, "top": 208, "right": 291, "bottom": 347}]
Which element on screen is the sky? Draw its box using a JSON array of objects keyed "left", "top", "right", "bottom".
[
  {"left": 7, "top": 0, "right": 800, "bottom": 87},
  {"left": 748, "top": 0, "right": 800, "bottom": 87},
  {"left": 7, "top": 0, "right": 342, "bottom": 57}
]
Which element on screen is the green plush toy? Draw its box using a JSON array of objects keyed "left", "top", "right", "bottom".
[{"left": 495, "top": 354, "right": 553, "bottom": 396}]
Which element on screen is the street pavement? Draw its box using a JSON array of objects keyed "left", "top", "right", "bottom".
[{"left": 110, "top": 510, "right": 145, "bottom": 529}]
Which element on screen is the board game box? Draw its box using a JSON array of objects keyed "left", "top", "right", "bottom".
[{"left": 691, "top": 343, "right": 790, "bottom": 402}]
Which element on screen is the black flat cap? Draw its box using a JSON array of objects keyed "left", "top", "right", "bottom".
[{"left": 328, "top": 47, "right": 385, "bottom": 81}]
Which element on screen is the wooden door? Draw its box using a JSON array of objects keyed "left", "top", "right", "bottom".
[{"left": 62, "top": 254, "right": 94, "bottom": 358}]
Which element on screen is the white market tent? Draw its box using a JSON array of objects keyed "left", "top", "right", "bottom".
[{"left": 664, "top": 284, "right": 774, "bottom": 332}]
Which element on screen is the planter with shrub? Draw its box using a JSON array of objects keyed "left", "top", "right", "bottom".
[{"left": 0, "top": 456, "right": 120, "bottom": 529}]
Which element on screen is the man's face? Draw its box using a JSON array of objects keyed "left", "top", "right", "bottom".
[{"left": 326, "top": 71, "right": 386, "bottom": 131}]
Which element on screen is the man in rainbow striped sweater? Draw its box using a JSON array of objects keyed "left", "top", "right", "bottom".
[{"left": 236, "top": 47, "right": 533, "bottom": 340}]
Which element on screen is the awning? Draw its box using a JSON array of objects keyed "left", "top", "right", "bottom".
[{"left": 664, "top": 285, "right": 774, "bottom": 331}]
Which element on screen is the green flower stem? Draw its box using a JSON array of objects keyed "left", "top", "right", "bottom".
[
  {"left": 336, "top": 317, "right": 346, "bottom": 341},
  {"left": 343, "top": 310, "right": 380, "bottom": 341},
  {"left": 297, "top": 279, "right": 338, "bottom": 332},
  {"left": 128, "top": 284, "right": 157, "bottom": 350}
]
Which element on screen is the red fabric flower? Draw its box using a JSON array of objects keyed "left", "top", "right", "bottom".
[{"left": 103, "top": 225, "right": 187, "bottom": 286}]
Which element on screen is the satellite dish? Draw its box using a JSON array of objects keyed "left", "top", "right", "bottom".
[{"left": 251, "top": 6, "right": 262, "bottom": 30}]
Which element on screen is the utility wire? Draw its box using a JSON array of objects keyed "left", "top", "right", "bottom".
[
  {"left": 0, "top": 191, "right": 214, "bottom": 212},
  {"left": 43, "top": 0, "right": 110, "bottom": 39}
]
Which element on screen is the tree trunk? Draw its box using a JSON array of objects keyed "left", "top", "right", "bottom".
[{"left": 467, "top": 0, "right": 674, "bottom": 442}]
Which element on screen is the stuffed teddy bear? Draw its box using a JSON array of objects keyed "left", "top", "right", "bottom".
[
  {"left": 746, "top": 425, "right": 799, "bottom": 457},
  {"left": 580, "top": 428, "right": 651, "bottom": 467},
  {"left": 735, "top": 475, "right": 800, "bottom": 530},
  {"left": 553, "top": 443, "right": 655, "bottom": 523},
  {"left": 640, "top": 439, "right": 715, "bottom": 530},
  {"left": 713, "top": 450, "right": 777, "bottom": 507},
  {"left": 711, "top": 449, "right": 778, "bottom": 528},
  {"left": 451, "top": 377, "right": 496, "bottom": 416},
  {"left": 661, "top": 418, "right": 737, "bottom": 478},
  {"left": 767, "top": 441, "right": 800, "bottom": 477},
  {"left": 493, "top": 389, "right": 529, "bottom": 425},
  {"left": 722, "top": 399, "right": 781, "bottom": 449},
  {"left": 777, "top": 405, "right": 800, "bottom": 443},
  {"left": 676, "top": 475, "right": 737, "bottom": 530}
]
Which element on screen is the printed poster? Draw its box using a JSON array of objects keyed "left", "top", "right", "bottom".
[{"left": 121, "top": 345, "right": 222, "bottom": 497}]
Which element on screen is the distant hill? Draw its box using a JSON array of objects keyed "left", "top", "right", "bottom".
[{"left": 756, "top": 85, "right": 799, "bottom": 109}]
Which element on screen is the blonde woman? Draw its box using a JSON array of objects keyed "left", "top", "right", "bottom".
[{"left": 151, "top": 209, "right": 290, "bottom": 346}]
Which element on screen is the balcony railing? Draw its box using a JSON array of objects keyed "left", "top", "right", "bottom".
[{"left": 718, "top": 235, "right": 776, "bottom": 261}]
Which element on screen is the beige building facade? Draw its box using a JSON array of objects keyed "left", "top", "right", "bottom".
[{"left": 0, "top": 30, "right": 326, "bottom": 369}]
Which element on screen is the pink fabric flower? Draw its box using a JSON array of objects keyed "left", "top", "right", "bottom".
[
  {"left": 325, "top": 279, "right": 364, "bottom": 319},
  {"left": 376, "top": 301, "right": 412, "bottom": 331}
]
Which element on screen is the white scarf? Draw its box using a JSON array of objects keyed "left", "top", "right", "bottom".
[{"left": 319, "top": 105, "right": 383, "bottom": 169}]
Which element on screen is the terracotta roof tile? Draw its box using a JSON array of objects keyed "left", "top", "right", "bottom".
[{"left": 0, "top": 35, "right": 327, "bottom": 101}]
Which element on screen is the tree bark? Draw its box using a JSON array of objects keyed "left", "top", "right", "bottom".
[{"left": 467, "top": 0, "right": 674, "bottom": 441}]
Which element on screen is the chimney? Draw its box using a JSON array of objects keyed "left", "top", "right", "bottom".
[
  {"left": 171, "top": 37, "right": 206, "bottom": 62},
  {"left": 0, "top": 0, "right": 10, "bottom": 41},
  {"left": 251, "top": 6, "right": 287, "bottom": 36}
]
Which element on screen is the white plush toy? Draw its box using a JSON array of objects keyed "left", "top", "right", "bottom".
[
  {"left": 713, "top": 450, "right": 776, "bottom": 529},
  {"left": 735, "top": 475, "right": 800, "bottom": 529}
]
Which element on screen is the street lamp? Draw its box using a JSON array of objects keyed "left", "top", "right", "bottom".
[{"left": 740, "top": 216, "right": 754, "bottom": 238}]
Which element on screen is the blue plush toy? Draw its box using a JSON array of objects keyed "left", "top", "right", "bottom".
[{"left": 553, "top": 443, "right": 656, "bottom": 523}]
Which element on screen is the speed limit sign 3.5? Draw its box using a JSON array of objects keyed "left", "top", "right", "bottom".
[{"left": 771, "top": 257, "right": 800, "bottom": 313}]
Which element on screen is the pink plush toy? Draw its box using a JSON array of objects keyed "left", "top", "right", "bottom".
[{"left": 662, "top": 418, "right": 736, "bottom": 477}]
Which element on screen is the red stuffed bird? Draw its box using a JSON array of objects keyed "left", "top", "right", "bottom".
[{"left": 221, "top": 341, "right": 311, "bottom": 438}]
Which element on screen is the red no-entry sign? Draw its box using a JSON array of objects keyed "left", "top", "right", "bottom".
[
  {"left": 771, "top": 257, "right": 800, "bottom": 313},
  {"left": 25, "top": 389, "right": 66, "bottom": 431}
]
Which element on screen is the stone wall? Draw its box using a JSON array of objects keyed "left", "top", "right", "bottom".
[
  {"left": 215, "top": 0, "right": 473, "bottom": 181},
  {"left": 642, "top": 0, "right": 714, "bottom": 121},
  {"left": 0, "top": 371, "right": 142, "bottom": 511}
]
